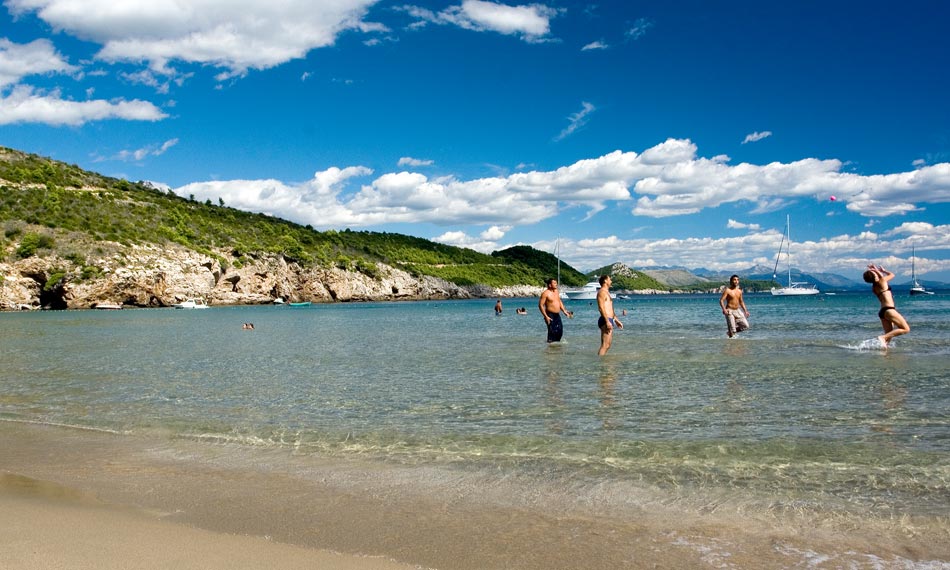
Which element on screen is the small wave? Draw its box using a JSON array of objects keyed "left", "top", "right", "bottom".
[{"left": 840, "top": 338, "right": 888, "bottom": 351}]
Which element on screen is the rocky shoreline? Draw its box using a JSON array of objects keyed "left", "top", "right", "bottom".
[{"left": 0, "top": 243, "right": 543, "bottom": 310}]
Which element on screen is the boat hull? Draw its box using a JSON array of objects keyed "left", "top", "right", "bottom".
[
  {"left": 173, "top": 299, "right": 209, "bottom": 309},
  {"left": 910, "top": 288, "right": 934, "bottom": 296},
  {"left": 565, "top": 291, "right": 598, "bottom": 300},
  {"left": 770, "top": 287, "right": 819, "bottom": 296}
]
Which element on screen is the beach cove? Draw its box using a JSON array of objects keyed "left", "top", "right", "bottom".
[{"left": 2, "top": 294, "right": 949, "bottom": 569}]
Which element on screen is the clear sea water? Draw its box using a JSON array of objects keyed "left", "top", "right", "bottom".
[{"left": 2, "top": 292, "right": 949, "bottom": 522}]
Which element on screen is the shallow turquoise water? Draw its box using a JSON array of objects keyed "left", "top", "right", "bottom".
[{"left": 2, "top": 292, "right": 948, "bottom": 517}]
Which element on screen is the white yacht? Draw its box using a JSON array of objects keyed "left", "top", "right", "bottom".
[{"left": 564, "top": 280, "right": 615, "bottom": 301}]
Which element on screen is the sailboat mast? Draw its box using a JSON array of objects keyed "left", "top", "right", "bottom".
[
  {"left": 786, "top": 214, "right": 792, "bottom": 287},
  {"left": 772, "top": 215, "right": 791, "bottom": 285},
  {"left": 912, "top": 245, "right": 917, "bottom": 282},
  {"left": 556, "top": 237, "right": 561, "bottom": 285}
]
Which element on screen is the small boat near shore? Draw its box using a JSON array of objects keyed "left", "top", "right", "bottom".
[
  {"left": 172, "top": 299, "right": 209, "bottom": 309},
  {"left": 94, "top": 303, "right": 123, "bottom": 310},
  {"left": 289, "top": 301, "right": 312, "bottom": 307}
]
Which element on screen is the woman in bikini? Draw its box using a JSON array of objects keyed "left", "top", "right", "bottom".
[{"left": 862, "top": 263, "right": 910, "bottom": 347}]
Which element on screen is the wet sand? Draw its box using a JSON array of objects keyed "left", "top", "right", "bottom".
[
  {"left": 2, "top": 422, "right": 948, "bottom": 569},
  {"left": 1, "top": 488, "right": 417, "bottom": 570}
]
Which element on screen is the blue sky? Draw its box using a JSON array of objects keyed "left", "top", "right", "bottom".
[{"left": 2, "top": 0, "right": 949, "bottom": 281}]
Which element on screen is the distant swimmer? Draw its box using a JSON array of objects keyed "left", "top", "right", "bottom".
[
  {"left": 539, "top": 278, "right": 573, "bottom": 343},
  {"left": 516, "top": 307, "right": 527, "bottom": 315},
  {"left": 495, "top": 299, "right": 503, "bottom": 315},
  {"left": 863, "top": 264, "right": 910, "bottom": 347},
  {"left": 719, "top": 274, "right": 750, "bottom": 338},
  {"left": 596, "top": 275, "right": 623, "bottom": 356}
]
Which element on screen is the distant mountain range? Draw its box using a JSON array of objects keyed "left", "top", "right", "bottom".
[{"left": 650, "top": 265, "right": 949, "bottom": 291}]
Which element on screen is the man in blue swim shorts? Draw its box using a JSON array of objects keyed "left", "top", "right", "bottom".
[{"left": 539, "top": 278, "right": 573, "bottom": 342}]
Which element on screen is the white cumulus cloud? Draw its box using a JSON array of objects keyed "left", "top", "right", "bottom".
[
  {"left": 5, "top": 0, "right": 382, "bottom": 80},
  {"left": 480, "top": 225, "right": 509, "bottom": 240},
  {"left": 548, "top": 223, "right": 950, "bottom": 277},
  {"left": 0, "top": 85, "right": 168, "bottom": 126},
  {"left": 399, "top": 0, "right": 560, "bottom": 41},
  {"left": 0, "top": 38, "right": 78, "bottom": 87},
  {"left": 432, "top": 225, "right": 511, "bottom": 253},
  {"left": 727, "top": 219, "right": 761, "bottom": 231},
  {"left": 171, "top": 139, "right": 950, "bottom": 243}
]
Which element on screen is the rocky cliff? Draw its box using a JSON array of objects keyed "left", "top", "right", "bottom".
[{"left": 0, "top": 243, "right": 542, "bottom": 310}]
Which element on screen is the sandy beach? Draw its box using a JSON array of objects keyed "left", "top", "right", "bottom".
[
  {"left": 3, "top": 421, "right": 948, "bottom": 570},
  {"left": 1, "top": 488, "right": 418, "bottom": 570}
]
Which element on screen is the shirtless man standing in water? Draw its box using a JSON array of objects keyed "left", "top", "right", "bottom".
[
  {"left": 539, "top": 278, "right": 573, "bottom": 343},
  {"left": 596, "top": 275, "right": 623, "bottom": 355},
  {"left": 719, "top": 275, "right": 750, "bottom": 338},
  {"left": 863, "top": 263, "right": 910, "bottom": 347}
]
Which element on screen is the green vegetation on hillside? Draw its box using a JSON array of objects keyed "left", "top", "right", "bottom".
[
  {"left": 491, "top": 245, "right": 587, "bottom": 287},
  {"left": 587, "top": 264, "right": 667, "bottom": 291},
  {"left": 0, "top": 147, "right": 549, "bottom": 287}
]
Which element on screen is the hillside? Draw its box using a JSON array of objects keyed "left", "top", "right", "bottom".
[
  {"left": 586, "top": 263, "right": 670, "bottom": 291},
  {"left": 0, "top": 146, "right": 585, "bottom": 309},
  {"left": 640, "top": 268, "right": 712, "bottom": 287},
  {"left": 491, "top": 245, "right": 587, "bottom": 287}
]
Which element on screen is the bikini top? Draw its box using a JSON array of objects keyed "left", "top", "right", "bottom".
[{"left": 875, "top": 285, "right": 891, "bottom": 301}]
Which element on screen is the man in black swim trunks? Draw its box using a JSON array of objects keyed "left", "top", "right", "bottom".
[
  {"left": 862, "top": 263, "right": 910, "bottom": 347},
  {"left": 539, "top": 278, "right": 573, "bottom": 343},
  {"left": 596, "top": 274, "right": 623, "bottom": 355}
]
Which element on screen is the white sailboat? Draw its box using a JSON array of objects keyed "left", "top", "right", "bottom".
[
  {"left": 909, "top": 245, "right": 934, "bottom": 296},
  {"left": 770, "top": 215, "right": 819, "bottom": 296}
]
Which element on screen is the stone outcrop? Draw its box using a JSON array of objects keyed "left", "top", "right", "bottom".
[{"left": 0, "top": 243, "right": 543, "bottom": 310}]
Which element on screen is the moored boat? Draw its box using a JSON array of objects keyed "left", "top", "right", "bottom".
[
  {"left": 770, "top": 215, "right": 819, "bottom": 296},
  {"left": 172, "top": 298, "right": 209, "bottom": 309},
  {"left": 564, "top": 280, "right": 616, "bottom": 301},
  {"left": 909, "top": 245, "right": 934, "bottom": 296}
]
